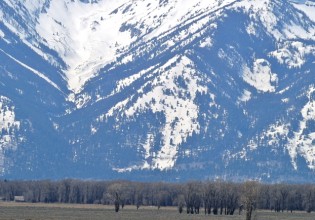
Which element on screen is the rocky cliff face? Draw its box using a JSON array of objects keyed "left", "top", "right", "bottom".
[{"left": 0, "top": 0, "right": 315, "bottom": 181}]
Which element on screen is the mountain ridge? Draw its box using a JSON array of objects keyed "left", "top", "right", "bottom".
[{"left": 0, "top": 0, "right": 315, "bottom": 182}]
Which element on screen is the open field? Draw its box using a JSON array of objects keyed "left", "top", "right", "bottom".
[{"left": 0, "top": 203, "right": 314, "bottom": 220}]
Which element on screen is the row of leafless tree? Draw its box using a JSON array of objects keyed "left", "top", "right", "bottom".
[{"left": 0, "top": 179, "right": 314, "bottom": 218}]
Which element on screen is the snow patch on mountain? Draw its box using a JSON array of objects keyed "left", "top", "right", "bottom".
[
  {"left": 101, "top": 55, "right": 208, "bottom": 171},
  {"left": 264, "top": 122, "right": 290, "bottom": 147},
  {"left": 0, "top": 96, "right": 21, "bottom": 173},
  {"left": 139, "top": 0, "right": 229, "bottom": 41},
  {"left": 238, "top": 120, "right": 290, "bottom": 163},
  {"left": 292, "top": 1, "right": 315, "bottom": 22},
  {"left": 270, "top": 41, "right": 315, "bottom": 68},
  {"left": 200, "top": 37, "right": 213, "bottom": 48},
  {"left": 109, "top": 65, "right": 158, "bottom": 100},
  {"left": 288, "top": 86, "right": 315, "bottom": 170},
  {"left": 244, "top": 85, "right": 315, "bottom": 171},
  {"left": 0, "top": 96, "right": 20, "bottom": 137},
  {"left": 4, "top": 0, "right": 45, "bottom": 13},
  {"left": 238, "top": 90, "right": 252, "bottom": 103},
  {"left": 242, "top": 59, "right": 278, "bottom": 93},
  {"left": 67, "top": 92, "right": 92, "bottom": 110},
  {"left": 237, "top": 0, "right": 315, "bottom": 41},
  {"left": 235, "top": 0, "right": 283, "bottom": 40},
  {"left": 1, "top": 0, "right": 43, "bottom": 46}
]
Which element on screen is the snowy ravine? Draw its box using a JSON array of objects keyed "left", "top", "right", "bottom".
[
  {"left": 34, "top": 0, "right": 238, "bottom": 94},
  {"left": 0, "top": 0, "right": 315, "bottom": 181}
]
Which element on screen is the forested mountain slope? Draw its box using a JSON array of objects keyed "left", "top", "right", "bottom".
[{"left": 0, "top": 0, "right": 315, "bottom": 181}]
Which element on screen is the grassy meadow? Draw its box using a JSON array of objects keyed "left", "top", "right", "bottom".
[{"left": 0, "top": 203, "right": 314, "bottom": 220}]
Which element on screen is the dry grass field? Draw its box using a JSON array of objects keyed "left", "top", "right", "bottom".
[{"left": 0, "top": 202, "right": 314, "bottom": 220}]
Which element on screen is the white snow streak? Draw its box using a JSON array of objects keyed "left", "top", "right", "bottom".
[
  {"left": 0, "top": 30, "right": 4, "bottom": 38},
  {"left": 0, "top": 49, "right": 61, "bottom": 91}
]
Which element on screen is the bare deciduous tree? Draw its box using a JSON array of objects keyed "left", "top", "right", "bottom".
[{"left": 242, "top": 181, "right": 258, "bottom": 220}]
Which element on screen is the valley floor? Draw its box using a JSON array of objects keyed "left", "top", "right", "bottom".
[{"left": 0, "top": 203, "right": 314, "bottom": 220}]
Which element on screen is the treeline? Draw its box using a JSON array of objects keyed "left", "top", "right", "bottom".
[{"left": 0, "top": 179, "right": 315, "bottom": 215}]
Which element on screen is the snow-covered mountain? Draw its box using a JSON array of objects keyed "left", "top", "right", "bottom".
[{"left": 0, "top": 0, "right": 315, "bottom": 182}]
